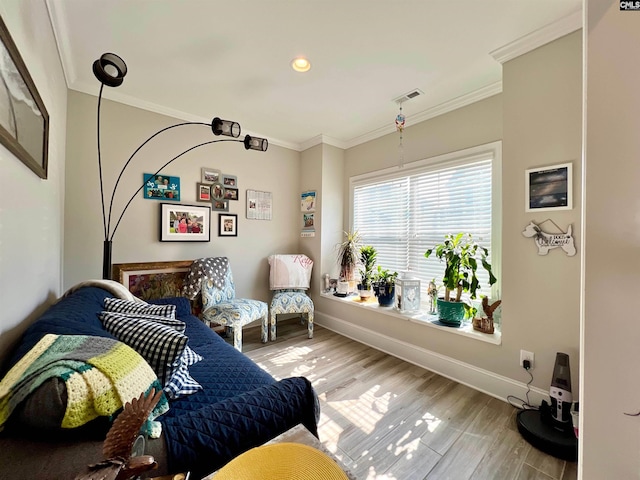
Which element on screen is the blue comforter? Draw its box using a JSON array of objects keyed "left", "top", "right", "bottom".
[{"left": 5, "top": 287, "right": 319, "bottom": 478}]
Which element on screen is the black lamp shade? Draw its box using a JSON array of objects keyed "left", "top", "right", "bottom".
[
  {"left": 211, "top": 117, "right": 241, "bottom": 138},
  {"left": 93, "top": 53, "right": 127, "bottom": 87},
  {"left": 244, "top": 135, "right": 268, "bottom": 152}
]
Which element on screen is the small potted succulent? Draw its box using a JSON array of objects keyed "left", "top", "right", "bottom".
[
  {"left": 358, "top": 245, "right": 377, "bottom": 300},
  {"left": 424, "top": 232, "right": 496, "bottom": 327},
  {"left": 372, "top": 266, "right": 398, "bottom": 307}
]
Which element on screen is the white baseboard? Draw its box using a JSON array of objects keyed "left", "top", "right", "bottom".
[{"left": 315, "top": 311, "right": 549, "bottom": 407}]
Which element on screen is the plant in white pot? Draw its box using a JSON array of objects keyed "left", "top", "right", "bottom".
[
  {"left": 357, "top": 245, "right": 377, "bottom": 300},
  {"left": 424, "top": 232, "right": 497, "bottom": 327}
]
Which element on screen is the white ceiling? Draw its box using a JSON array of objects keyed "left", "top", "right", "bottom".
[{"left": 46, "top": 0, "right": 582, "bottom": 151}]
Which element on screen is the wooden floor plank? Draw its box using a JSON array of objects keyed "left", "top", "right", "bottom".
[{"left": 238, "top": 322, "right": 572, "bottom": 480}]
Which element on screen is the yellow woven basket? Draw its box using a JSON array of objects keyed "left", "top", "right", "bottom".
[{"left": 214, "top": 442, "right": 348, "bottom": 480}]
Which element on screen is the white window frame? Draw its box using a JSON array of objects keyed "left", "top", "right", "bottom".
[{"left": 349, "top": 140, "right": 502, "bottom": 304}]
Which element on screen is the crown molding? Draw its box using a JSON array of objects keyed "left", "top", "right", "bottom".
[
  {"left": 342, "top": 81, "right": 503, "bottom": 150},
  {"left": 490, "top": 9, "right": 582, "bottom": 64},
  {"left": 299, "top": 134, "right": 347, "bottom": 152},
  {"left": 45, "top": 0, "right": 75, "bottom": 87}
]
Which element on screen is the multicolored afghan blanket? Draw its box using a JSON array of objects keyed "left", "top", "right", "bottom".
[{"left": 0, "top": 334, "right": 168, "bottom": 437}]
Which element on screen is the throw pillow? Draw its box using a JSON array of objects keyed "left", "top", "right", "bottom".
[
  {"left": 163, "top": 363, "right": 203, "bottom": 399},
  {"left": 100, "top": 311, "right": 186, "bottom": 333},
  {"left": 100, "top": 312, "right": 187, "bottom": 386},
  {"left": 104, "top": 297, "right": 177, "bottom": 319}
]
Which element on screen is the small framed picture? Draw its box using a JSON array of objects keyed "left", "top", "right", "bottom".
[
  {"left": 201, "top": 167, "right": 220, "bottom": 184},
  {"left": 525, "top": 162, "right": 573, "bottom": 212},
  {"left": 222, "top": 174, "right": 237, "bottom": 187},
  {"left": 211, "top": 182, "right": 225, "bottom": 202},
  {"left": 224, "top": 187, "right": 239, "bottom": 201},
  {"left": 196, "top": 183, "right": 211, "bottom": 202},
  {"left": 160, "top": 203, "right": 210, "bottom": 242},
  {"left": 219, "top": 213, "right": 238, "bottom": 237},
  {"left": 144, "top": 173, "right": 180, "bottom": 201},
  {"left": 212, "top": 200, "right": 229, "bottom": 212}
]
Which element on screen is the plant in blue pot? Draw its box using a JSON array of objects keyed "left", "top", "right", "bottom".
[
  {"left": 372, "top": 266, "right": 398, "bottom": 307},
  {"left": 424, "top": 233, "right": 497, "bottom": 327}
]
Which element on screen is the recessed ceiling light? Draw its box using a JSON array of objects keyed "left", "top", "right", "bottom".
[{"left": 291, "top": 57, "right": 311, "bottom": 73}]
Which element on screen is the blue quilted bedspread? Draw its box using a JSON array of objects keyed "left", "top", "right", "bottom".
[{"left": 4, "top": 287, "right": 319, "bottom": 479}]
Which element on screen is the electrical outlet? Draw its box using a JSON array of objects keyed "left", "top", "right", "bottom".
[{"left": 520, "top": 350, "right": 534, "bottom": 369}]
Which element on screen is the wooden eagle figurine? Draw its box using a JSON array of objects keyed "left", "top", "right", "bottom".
[
  {"left": 481, "top": 297, "right": 502, "bottom": 320},
  {"left": 74, "top": 389, "right": 163, "bottom": 480}
]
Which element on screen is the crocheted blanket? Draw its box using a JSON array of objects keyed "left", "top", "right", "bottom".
[{"left": 0, "top": 334, "right": 168, "bottom": 437}]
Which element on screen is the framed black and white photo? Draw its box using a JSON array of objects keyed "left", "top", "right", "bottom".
[
  {"left": 160, "top": 203, "right": 210, "bottom": 242},
  {"left": 525, "top": 162, "right": 572, "bottom": 212},
  {"left": 0, "top": 17, "right": 49, "bottom": 179},
  {"left": 218, "top": 213, "right": 237, "bottom": 237}
]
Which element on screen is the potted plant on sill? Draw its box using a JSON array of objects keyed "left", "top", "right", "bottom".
[
  {"left": 424, "top": 232, "right": 497, "bottom": 327},
  {"left": 373, "top": 266, "right": 398, "bottom": 307},
  {"left": 337, "top": 230, "right": 361, "bottom": 294},
  {"left": 357, "top": 245, "right": 377, "bottom": 300}
]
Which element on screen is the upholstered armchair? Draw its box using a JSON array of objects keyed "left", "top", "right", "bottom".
[
  {"left": 268, "top": 254, "right": 314, "bottom": 340},
  {"left": 183, "top": 257, "right": 268, "bottom": 351}
]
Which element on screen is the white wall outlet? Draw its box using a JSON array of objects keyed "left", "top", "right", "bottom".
[{"left": 520, "top": 350, "right": 535, "bottom": 369}]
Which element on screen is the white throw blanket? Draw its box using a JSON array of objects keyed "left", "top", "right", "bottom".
[
  {"left": 60, "top": 279, "right": 144, "bottom": 303},
  {"left": 268, "top": 254, "right": 313, "bottom": 290}
]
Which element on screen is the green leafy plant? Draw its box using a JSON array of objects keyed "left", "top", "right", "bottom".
[
  {"left": 372, "top": 266, "right": 398, "bottom": 296},
  {"left": 424, "top": 232, "right": 496, "bottom": 303},
  {"left": 358, "top": 245, "right": 378, "bottom": 290},
  {"left": 337, "top": 230, "right": 361, "bottom": 282}
]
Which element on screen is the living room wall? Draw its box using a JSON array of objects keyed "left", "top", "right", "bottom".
[
  {"left": 0, "top": 1, "right": 68, "bottom": 369},
  {"left": 312, "top": 31, "right": 582, "bottom": 396},
  {"left": 64, "top": 90, "right": 301, "bottom": 302}
]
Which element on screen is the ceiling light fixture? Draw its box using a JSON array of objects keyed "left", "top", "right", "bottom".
[
  {"left": 291, "top": 57, "right": 311, "bottom": 73},
  {"left": 93, "top": 52, "right": 268, "bottom": 279}
]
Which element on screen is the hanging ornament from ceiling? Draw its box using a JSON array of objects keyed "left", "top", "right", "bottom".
[{"left": 395, "top": 102, "right": 406, "bottom": 168}]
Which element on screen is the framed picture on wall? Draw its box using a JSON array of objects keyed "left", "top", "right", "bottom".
[
  {"left": 525, "top": 162, "right": 573, "bottom": 212},
  {"left": 212, "top": 200, "right": 229, "bottom": 212},
  {"left": 201, "top": 167, "right": 220, "bottom": 183},
  {"left": 218, "top": 213, "right": 237, "bottom": 237},
  {"left": 0, "top": 17, "right": 49, "bottom": 179},
  {"left": 160, "top": 203, "right": 210, "bottom": 242},
  {"left": 196, "top": 183, "right": 211, "bottom": 202},
  {"left": 144, "top": 173, "right": 180, "bottom": 201},
  {"left": 222, "top": 174, "right": 237, "bottom": 187}
]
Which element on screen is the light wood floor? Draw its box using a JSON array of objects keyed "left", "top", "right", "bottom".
[{"left": 231, "top": 319, "right": 578, "bottom": 480}]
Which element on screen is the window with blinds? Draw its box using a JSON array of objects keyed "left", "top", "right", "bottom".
[{"left": 352, "top": 144, "right": 500, "bottom": 304}]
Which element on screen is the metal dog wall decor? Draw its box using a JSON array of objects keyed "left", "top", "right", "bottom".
[{"left": 522, "top": 220, "right": 576, "bottom": 256}]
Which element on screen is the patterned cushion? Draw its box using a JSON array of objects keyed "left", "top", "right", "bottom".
[
  {"left": 271, "top": 290, "right": 314, "bottom": 313},
  {"left": 99, "top": 311, "right": 187, "bottom": 386},
  {"left": 203, "top": 299, "right": 268, "bottom": 326},
  {"left": 104, "top": 298, "right": 176, "bottom": 318},
  {"left": 100, "top": 311, "right": 186, "bottom": 333},
  {"left": 163, "top": 345, "right": 204, "bottom": 399},
  {"left": 201, "top": 268, "right": 237, "bottom": 308}
]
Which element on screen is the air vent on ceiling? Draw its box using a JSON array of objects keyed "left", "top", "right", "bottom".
[{"left": 393, "top": 89, "right": 424, "bottom": 104}]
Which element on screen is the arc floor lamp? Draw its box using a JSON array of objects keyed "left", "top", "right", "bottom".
[{"left": 93, "top": 53, "right": 268, "bottom": 279}]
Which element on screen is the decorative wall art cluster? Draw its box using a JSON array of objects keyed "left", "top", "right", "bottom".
[{"left": 200, "top": 168, "right": 238, "bottom": 212}]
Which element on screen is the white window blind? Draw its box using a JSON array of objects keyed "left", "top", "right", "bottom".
[{"left": 353, "top": 156, "right": 495, "bottom": 301}]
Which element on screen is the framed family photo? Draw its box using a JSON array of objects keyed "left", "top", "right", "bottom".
[
  {"left": 218, "top": 213, "right": 238, "bottom": 237},
  {"left": 160, "top": 203, "right": 210, "bottom": 242},
  {"left": 144, "top": 173, "right": 180, "bottom": 201},
  {"left": 222, "top": 174, "right": 237, "bottom": 187},
  {"left": 201, "top": 167, "right": 220, "bottom": 183},
  {"left": 0, "top": 17, "right": 49, "bottom": 179},
  {"left": 212, "top": 200, "right": 229, "bottom": 212},
  {"left": 525, "top": 162, "right": 573, "bottom": 212},
  {"left": 224, "top": 187, "right": 239, "bottom": 201}
]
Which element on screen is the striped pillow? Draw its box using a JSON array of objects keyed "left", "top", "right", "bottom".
[
  {"left": 104, "top": 298, "right": 176, "bottom": 319},
  {"left": 100, "top": 312, "right": 187, "bottom": 386}
]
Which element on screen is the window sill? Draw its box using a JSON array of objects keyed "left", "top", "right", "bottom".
[{"left": 319, "top": 292, "right": 501, "bottom": 345}]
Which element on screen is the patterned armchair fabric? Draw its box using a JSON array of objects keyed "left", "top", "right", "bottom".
[
  {"left": 267, "top": 255, "right": 314, "bottom": 341},
  {"left": 188, "top": 257, "right": 268, "bottom": 352}
]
